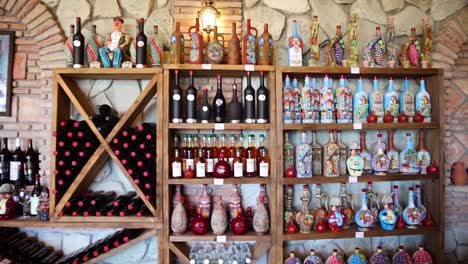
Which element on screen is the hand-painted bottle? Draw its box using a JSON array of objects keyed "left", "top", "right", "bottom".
[
  {"left": 402, "top": 187, "right": 421, "bottom": 228},
  {"left": 149, "top": 25, "right": 163, "bottom": 66},
  {"left": 336, "top": 75, "right": 352, "bottom": 123},
  {"left": 283, "top": 75, "right": 294, "bottom": 123},
  {"left": 188, "top": 18, "right": 203, "bottom": 64},
  {"left": 369, "top": 76, "right": 384, "bottom": 123},
  {"left": 353, "top": 77, "right": 369, "bottom": 123},
  {"left": 400, "top": 77, "right": 415, "bottom": 121},
  {"left": 301, "top": 75, "right": 314, "bottom": 123},
  {"left": 417, "top": 129, "right": 431, "bottom": 174},
  {"left": 384, "top": 77, "right": 400, "bottom": 121},
  {"left": 320, "top": 75, "right": 335, "bottom": 123},
  {"left": 242, "top": 19, "right": 258, "bottom": 65},
  {"left": 311, "top": 130, "right": 322, "bottom": 176},
  {"left": 415, "top": 78, "right": 431, "bottom": 122},
  {"left": 354, "top": 189, "right": 374, "bottom": 231},
  {"left": 287, "top": 20, "right": 303, "bottom": 66},
  {"left": 170, "top": 22, "right": 184, "bottom": 64},
  {"left": 296, "top": 131, "right": 312, "bottom": 178},
  {"left": 258, "top": 24, "right": 273, "bottom": 65},
  {"left": 399, "top": 133, "right": 420, "bottom": 174},
  {"left": 387, "top": 130, "right": 400, "bottom": 173},
  {"left": 323, "top": 130, "right": 339, "bottom": 177},
  {"left": 359, "top": 131, "right": 373, "bottom": 174}
]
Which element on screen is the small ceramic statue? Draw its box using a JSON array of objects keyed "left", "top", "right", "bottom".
[
  {"left": 284, "top": 251, "right": 302, "bottom": 264},
  {"left": 363, "top": 27, "right": 385, "bottom": 67},
  {"left": 325, "top": 25, "right": 344, "bottom": 66},
  {"left": 378, "top": 195, "right": 396, "bottom": 231},
  {"left": 325, "top": 249, "right": 345, "bottom": 264},
  {"left": 309, "top": 16, "right": 320, "bottom": 66},
  {"left": 347, "top": 13, "right": 359, "bottom": 67},
  {"left": 295, "top": 185, "right": 314, "bottom": 233},
  {"left": 348, "top": 248, "right": 368, "bottom": 264},
  {"left": 421, "top": 16, "right": 432, "bottom": 68},
  {"left": 326, "top": 197, "right": 344, "bottom": 232},
  {"left": 339, "top": 182, "right": 353, "bottom": 228},
  {"left": 347, "top": 143, "right": 364, "bottom": 177},
  {"left": 412, "top": 245, "right": 433, "bottom": 264},
  {"left": 392, "top": 245, "right": 412, "bottom": 264},
  {"left": 304, "top": 249, "right": 323, "bottom": 264},
  {"left": 37, "top": 186, "right": 50, "bottom": 221},
  {"left": 0, "top": 184, "right": 18, "bottom": 220},
  {"left": 98, "top": 17, "right": 131, "bottom": 68},
  {"left": 386, "top": 17, "right": 398, "bottom": 68},
  {"left": 370, "top": 246, "right": 391, "bottom": 264}
]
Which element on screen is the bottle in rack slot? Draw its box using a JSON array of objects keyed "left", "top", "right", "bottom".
[
  {"left": 228, "top": 134, "right": 237, "bottom": 166},
  {"left": 310, "top": 130, "right": 322, "bottom": 176},
  {"left": 170, "top": 22, "right": 184, "bottom": 64},
  {"left": 135, "top": 18, "right": 147, "bottom": 68},
  {"left": 9, "top": 137, "right": 24, "bottom": 183},
  {"left": 353, "top": 76, "right": 369, "bottom": 123},
  {"left": 30, "top": 174, "right": 41, "bottom": 216},
  {"left": 400, "top": 133, "right": 419, "bottom": 174},
  {"left": 301, "top": 75, "right": 313, "bottom": 123},
  {"left": 402, "top": 187, "right": 421, "bottom": 228},
  {"left": 257, "top": 134, "right": 270, "bottom": 178},
  {"left": 371, "top": 133, "right": 390, "bottom": 175},
  {"left": 283, "top": 75, "right": 294, "bottom": 123},
  {"left": 213, "top": 74, "right": 226, "bottom": 123},
  {"left": 296, "top": 131, "right": 312, "bottom": 178},
  {"left": 258, "top": 24, "right": 273, "bottom": 65},
  {"left": 232, "top": 148, "right": 244, "bottom": 177},
  {"left": 257, "top": 71, "right": 269, "bottom": 123},
  {"left": 336, "top": 75, "right": 353, "bottom": 123},
  {"left": 172, "top": 148, "right": 183, "bottom": 178},
  {"left": 244, "top": 71, "right": 256, "bottom": 123},
  {"left": 204, "top": 135, "right": 214, "bottom": 177},
  {"left": 311, "top": 76, "right": 320, "bottom": 123},
  {"left": 72, "top": 17, "right": 85, "bottom": 68},
  {"left": 226, "top": 82, "right": 243, "bottom": 123},
  {"left": 185, "top": 71, "right": 198, "bottom": 123},
  {"left": 0, "top": 138, "right": 11, "bottom": 184},
  {"left": 369, "top": 76, "right": 384, "bottom": 122},
  {"left": 199, "top": 88, "right": 212, "bottom": 123},
  {"left": 415, "top": 77, "right": 431, "bottom": 122},
  {"left": 246, "top": 134, "right": 257, "bottom": 177},
  {"left": 292, "top": 77, "right": 301, "bottom": 123},
  {"left": 24, "top": 139, "right": 39, "bottom": 185},
  {"left": 227, "top": 22, "right": 241, "bottom": 65}
]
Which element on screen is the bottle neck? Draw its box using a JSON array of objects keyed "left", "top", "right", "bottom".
[
  {"left": 408, "top": 191, "right": 415, "bottom": 206},
  {"left": 247, "top": 74, "right": 251, "bottom": 87},
  {"left": 360, "top": 133, "right": 367, "bottom": 151},
  {"left": 15, "top": 138, "right": 21, "bottom": 149},
  {"left": 76, "top": 19, "right": 81, "bottom": 33},
  {"left": 292, "top": 22, "right": 298, "bottom": 35},
  {"left": 388, "top": 132, "right": 395, "bottom": 150},
  {"left": 418, "top": 131, "right": 425, "bottom": 150},
  {"left": 373, "top": 79, "right": 378, "bottom": 91},
  {"left": 248, "top": 136, "right": 255, "bottom": 148},
  {"left": 301, "top": 132, "right": 307, "bottom": 144},
  {"left": 403, "top": 79, "right": 409, "bottom": 92},
  {"left": 259, "top": 136, "right": 265, "bottom": 148},
  {"left": 189, "top": 73, "right": 194, "bottom": 87},
  {"left": 232, "top": 23, "right": 236, "bottom": 35},
  {"left": 361, "top": 192, "right": 368, "bottom": 209},
  {"left": 405, "top": 136, "right": 413, "bottom": 149},
  {"left": 260, "top": 73, "right": 265, "bottom": 87},
  {"left": 284, "top": 76, "right": 291, "bottom": 87},
  {"left": 174, "top": 72, "right": 179, "bottom": 86},
  {"left": 203, "top": 90, "right": 209, "bottom": 101},
  {"left": 231, "top": 84, "right": 238, "bottom": 102},
  {"left": 329, "top": 131, "right": 334, "bottom": 142},
  {"left": 419, "top": 79, "right": 426, "bottom": 92},
  {"left": 388, "top": 79, "right": 394, "bottom": 91},
  {"left": 2, "top": 138, "right": 7, "bottom": 149},
  {"left": 312, "top": 132, "right": 317, "bottom": 145},
  {"left": 217, "top": 77, "right": 222, "bottom": 92},
  {"left": 175, "top": 149, "right": 180, "bottom": 158}
]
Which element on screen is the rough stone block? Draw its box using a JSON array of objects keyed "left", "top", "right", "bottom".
[
  {"left": 13, "top": 53, "right": 27, "bottom": 80},
  {"left": 62, "top": 232, "right": 91, "bottom": 255},
  {"left": 37, "top": 231, "right": 62, "bottom": 251},
  {"left": 454, "top": 228, "right": 468, "bottom": 244},
  {"left": 456, "top": 245, "right": 468, "bottom": 261}
]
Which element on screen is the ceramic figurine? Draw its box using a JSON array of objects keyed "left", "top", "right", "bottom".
[
  {"left": 325, "top": 25, "right": 344, "bottom": 66},
  {"left": 399, "top": 133, "right": 420, "bottom": 174},
  {"left": 227, "top": 22, "right": 241, "bottom": 65},
  {"left": 231, "top": 208, "right": 248, "bottom": 235},
  {"left": 313, "top": 184, "right": 328, "bottom": 230},
  {"left": 206, "top": 26, "right": 225, "bottom": 64},
  {"left": 336, "top": 76, "right": 353, "bottom": 123},
  {"left": 347, "top": 14, "right": 359, "bottom": 67},
  {"left": 353, "top": 77, "right": 369, "bottom": 123},
  {"left": 191, "top": 208, "right": 209, "bottom": 235},
  {"left": 414, "top": 185, "right": 427, "bottom": 222},
  {"left": 229, "top": 184, "right": 242, "bottom": 221},
  {"left": 296, "top": 131, "right": 313, "bottom": 178},
  {"left": 339, "top": 182, "right": 354, "bottom": 228},
  {"left": 99, "top": 17, "right": 131, "bottom": 68},
  {"left": 421, "top": 17, "right": 432, "bottom": 68},
  {"left": 293, "top": 77, "right": 302, "bottom": 123},
  {"left": 258, "top": 24, "right": 273, "bottom": 65},
  {"left": 64, "top": 25, "right": 75, "bottom": 67},
  {"left": 370, "top": 247, "right": 390, "bottom": 264},
  {"left": 302, "top": 75, "right": 314, "bottom": 123},
  {"left": 309, "top": 16, "right": 320, "bottom": 66},
  {"left": 170, "top": 22, "right": 185, "bottom": 64},
  {"left": 348, "top": 248, "right": 368, "bottom": 264},
  {"left": 311, "top": 131, "right": 323, "bottom": 176},
  {"left": 253, "top": 196, "right": 269, "bottom": 235},
  {"left": 320, "top": 75, "right": 336, "bottom": 123},
  {"left": 287, "top": 20, "right": 303, "bottom": 66},
  {"left": 347, "top": 144, "right": 364, "bottom": 177},
  {"left": 355, "top": 189, "right": 374, "bottom": 231},
  {"left": 392, "top": 246, "right": 411, "bottom": 264},
  {"left": 386, "top": 17, "right": 398, "bottom": 68},
  {"left": 325, "top": 249, "right": 345, "bottom": 264},
  {"left": 378, "top": 195, "right": 396, "bottom": 230},
  {"left": 199, "top": 184, "right": 211, "bottom": 219},
  {"left": 402, "top": 187, "right": 421, "bottom": 228},
  {"left": 242, "top": 19, "right": 258, "bottom": 65},
  {"left": 369, "top": 76, "right": 384, "bottom": 123},
  {"left": 359, "top": 131, "right": 373, "bottom": 174},
  {"left": 284, "top": 251, "right": 302, "bottom": 264},
  {"left": 384, "top": 77, "right": 400, "bottom": 121},
  {"left": 415, "top": 78, "right": 431, "bottom": 122},
  {"left": 311, "top": 77, "right": 321, "bottom": 123},
  {"left": 0, "top": 184, "right": 18, "bottom": 220},
  {"left": 399, "top": 77, "right": 415, "bottom": 122},
  {"left": 412, "top": 245, "right": 433, "bottom": 264},
  {"left": 366, "top": 182, "right": 380, "bottom": 226},
  {"left": 284, "top": 133, "right": 295, "bottom": 176},
  {"left": 326, "top": 197, "right": 344, "bottom": 232},
  {"left": 295, "top": 185, "right": 314, "bottom": 233},
  {"left": 171, "top": 194, "right": 188, "bottom": 235},
  {"left": 371, "top": 133, "right": 390, "bottom": 176},
  {"left": 284, "top": 184, "right": 296, "bottom": 231},
  {"left": 211, "top": 196, "right": 227, "bottom": 235},
  {"left": 391, "top": 185, "right": 403, "bottom": 216},
  {"left": 283, "top": 75, "right": 294, "bottom": 123},
  {"left": 387, "top": 130, "right": 400, "bottom": 174},
  {"left": 86, "top": 25, "right": 103, "bottom": 65},
  {"left": 37, "top": 187, "right": 49, "bottom": 221},
  {"left": 304, "top": 249, "right": 323, "bottom": 264},
  {"left": 323, "top": 130, "right": 340, "bottom": 177},
  {"left": 149, "top": 25, "right": 163, "bottom": 67},
  {"left": 188, "top": 18, "right": 203, "bottom": 64},
  {"left": 417, "top": 129, "right": 431, "bottom": 174},
  {"left": 336, "top": 131, "right": 348, "bottom": 176}
]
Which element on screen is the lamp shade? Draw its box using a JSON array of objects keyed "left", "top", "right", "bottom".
[{"left": 198, "top": 1, "right": 219, "bottom": 30}]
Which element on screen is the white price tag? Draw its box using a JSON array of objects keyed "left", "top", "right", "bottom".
[
  {"left": 245, "top": 64, "right": 255, "bottom": 71},
  {"left": 351, "top": 67, "right": 360, "bottom": 74},
  {"left": 353, "top": 123, "right": 362, "bottom": 130},
  {"left": 355, "top": 231, "right": 365, "bottom": 238},
  {"left": 202, "top": 64, "right": 212, "bottom": 70},
  {"left": 214, "top": 178, "right": 224, "bottom": 185},
  {"left": 216, "top": 235, "right": 227, "bottom": 243},
  {"left": 214, "top": 123, "right": 225, "bottom": 130},
  {"left": 349, "top": 176, "right": 358, "bottom": 183}
]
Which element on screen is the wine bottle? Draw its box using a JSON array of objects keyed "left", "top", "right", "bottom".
[
  {"left": 226, "top": 82, "right": 243, "bottom": 123},
  {"left": 136, "top": 18, "right": 147, "bottom": 68},
  {"left": 256, "top": 71, "right": 269, "bottom": 123},
  {"left": 72, "top": 17, "right": 85, "bottom": 68},
  {"left": 186, "top": 71, "right": 198, "bottom": 123},
  {"left": 244, "top": 71, "right": 256, "bottom": 123},
  {"left": 30, "top": 174, "right": 41, "bottom": 216},
  {"left": 213, "top": 74, "right": 226, "bottom": 123},
  {"left": 9, "top": 137, "right": 24, "bottom": 182},
  {"left": 0, "top": 138, "right": 11, "bottom": 184},
  {"left": 198, "top": 88, "right": 212, "bottom": 123},
  {"left": 113, "top": 192, "right": 137, "bottom": 207},
  {"left": 24, "top": 139, "right": 39, "bottom": 185}
]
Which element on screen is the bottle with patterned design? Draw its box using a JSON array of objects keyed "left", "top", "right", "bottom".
[
  {"left": 311, "top": 77, "right": 321, "bottom": 123},
  {"left": 417, "top": 129, "right": 431, "bottom": 174},
  {"left": 415, "top": 184, "right": 427, "bottom": 222},
  {"left": 258, "top": 24, "right": 273, "bottom": 65},
  {"left": 313, "top": 183, "right": 328, "bottom": 230},
  {"left": 339, "top": 182, "right": 353, "bottom": 228},
  {"left": 348, "top": 248, "right": 368, "bottom": 264},
  {"left": 320, "top": 75, "right": 336, "bottom": 123},
  {"left": 354, "top": 189, "right": 374, "bottom": 231},
  {"left": 336, "top": 75, "right": 353, "bottom": 123},
  {"left": 242, "top": 19, "right": 258, "bottom": 65},
  {"left": 415, "top": 78, "right": 431, "bottom": 122},
  {"left": 387, "top": 130, "right": 400, "bottom": 173},
  {"left": 86, "top": 24, "right": 102, "bottom": 65},
  {"left": 188, "top": 18, "right": 203, "bottom": 64},
  {"left": 399, "top": 133, "right": 420, "bottom": 174},
  {"left": 336, "top": 131, "right": 347, "bottom": 176},
  {"left": 296, "top": 131, "right": 312, "bottom": 178},
  {"left": 257, "top": 183, "right": 269, "bottom": 209},
  {"left": 292, "top": 77, "right": 301, "bottom": 123},
  {"left": 304, "top": 249, "right": 323, "bottom": 264},
  {"left": 171, "top": 192, "right": 187, "bottom": 235},
  {"left": 366, "top": 181, "right": 380, "bottom": 227},
  {"left": 325, "top": 249, "right": 345, "bottom": 264},
  {"left": 311, "top": 130, "right": 322, "bottom": 176},
  {"left": 64, "top": 25, "right": 75, "bottom": 67},
  {"left": 253, "top": 195, "right": 269, "bottom": 235},
  {"left": 295, "top": 185, "right": 314, "bottom": 233},
  {"left": 287, "top": 20, "right": 303, "bottom": 67},
  {"left": 283, "top": 184, "right": 295, "bottom": 231},
  {"left": 283, "top": 132, "right": 295, "bottom": 176},
  {"left": 353, "top": 77, "right": 369, "bottom": 123},
  {"left": 198, "top": 184, "right": 211, "bottom": 220},
  {"left": 149, "top": 25, "right": 163, "bottom": 67},
  {"left": 371, "top": 133, "right": 389, "bottom": 176},
  {"left": 301, "top": 75, "right": 314, "bottom": 123},
  {"left": 369, "top": 76, "right": 384, "bottom": 123},
  {"left": 384, "top": 77, "right": 400, "bottom": 121},
  {"left": 170, "top": 22, "right": 184, "bottom": 64},
  {"left": 400, "top": 77, "right": 415, "bottom": 122},
  {"left": 211, "top": 196, "right": 227, "bottom": 235},
  {"left": 392, "top": 245, "right": 411, "bottom": 264},
  {"left": 283, "top": 75, "right": 294, "bottom": 123},
  {"left": 412, "top": 245, "right": 433, "bottom": 263},
  {"left": 359, "top": 131, "right": 373, "bottom": 174},
  {"left": 391, "top": 185, "right": 403, "bottom": 217},
  {"left": 370, "top": 246, "right": 390, "bottom": 264},
  {"left": 229, "top": 184, "right": 242, "bottom": 221},
  {"left": 284, "top": 251, "right": 302, "bottom": 264},
  {"left": 402, "top": 187, "right": 421, "bottom": 228}
]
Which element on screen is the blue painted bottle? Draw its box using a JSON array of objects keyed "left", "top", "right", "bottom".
[
  {"left": 355, "top": 189, "right": 374, "bottom": 231},
  {"left": 336, "top": 75, "right": 353, "bottom": 123},
  {"left": 415, "top": 77, "right": 431, "bottom": 122},
  {"left": 292, "top": 77, "right": 302, "bottom": 123},
  {"left": 353, "top": 77, "right": 369, "bottom": 123},
  {"left": 320, "top": 75, "right": 335, "bottom": 123},
  {"left": 369, "top": 76, "right": 384, "bottom": 122},
  {"left": 283, "top": 75, "right": 294, "bottom": 123},
  {"left": 402, "top": 187, "right": 421, "bottom": 228},
  {"left": 287, "top": 20, "right": 303, "bottom": 67},
  {"left": 399, "top": 77, "right": 415, "bottom": 121},
  {"left": 301, "top": 75, "right": 314, "bottom": 123},
  {"left": 384, "top": 77, "right": 399, "bottom": 122},
  {"left": 399, "top": 133, "right": 420, "bottom": 175}
]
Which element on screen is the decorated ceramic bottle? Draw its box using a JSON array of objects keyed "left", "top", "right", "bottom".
[
  {"left": 366, "top": 181, "right": 380, "bottom": 227},
  {"left": 369, "top": 76, "right": 384, "bottom": 123},
  {"left": 408, "top": 28, "right": 421, "bottom": 68},
  {"left": 206, "top": 26, "right": 225, "bottom": 64},
  {"left": 301, "top": 75, "right": 314, "bottom": 123},
  {"left": 402, "top": 187, "right": 421, "bottom": 228},
  {"left": 227, "top": 22, "right": 241, "bottom": 65},
  {"left": 325, "top": 249, "right": 345, "bottom": 264},
  {"left": 339, "top": 182, "right": 353, "bottom": 228},
  {"left": 320, "top": 75, "right": 336, "bottom": 123},
  {"left": 391, "top": 185, "right": 403, "bottom": 216},
  {"left": 336, "top": 131, "right": 347, "bottom": 176},
  {"left": 355, "top": 189, "right": 374, "bottom": 231},
  {"left": 296, "top": 131, "right": 313, "bottom": 178},
  {"left": 359, "top": 131, "right": 373, "bottom": 174},
  {"left": 399, "top": 133, "right": 420, "bottom": 174},
  {"left": 348, "top": 248, "right": 368, "bottom": 264},
  {"left": 392, "top": 245, "right": 412, "bottom": 264},
  {"left": 384, "top": 77, "right": 400, "bottom": 121},
  {"left": 283, "top": 75, "right": 294, "bottom": 123},
  {"left": 400, "top": 77, "right": 415, "bottom": 122},
  {"left": 328, "top": 25, "right": 344, "bottom": 66},
  {"left": 412, "top": 245, "right": 433, "bottom": 264},
  {"left": 414, "top": 184, "right": 427, "bottom": 222},
  {"left": 198, "top": 184, "right": 211, "bottom": 219},
  {"left": 292, "top": 77, "right": 302, "bottom": 123},
  {"left": 347, "top": 144, "right": 364, "bottom": 177},
  {"left": 336, "top": 75, "right": 352, "bottom": 123},
  {"left": 149, "top": 25, "right": 163, "bottom": 67},
  {"left": 170, "top": 22, "right": 184, "bottom": 64},
  {"left": 309, "top": 16, "right": 320, "bottom": 66},
  {"left": 258, "top": 24, "right": 273, "bottom": 65},
  {"left": 64, "top": 25, "right": 75, "bottom": 67},
  {"left": 284, "top": 184, "right": 295, "bottom": 231},
  {"left": 311, "top": 77, "right": 321, "bottom": 123},
  {"left": 304, "top": 249, "right": 323, "bottom": 264},
  {"left": 415, "top": 78, "right": 431, "bottom": 122},
  {"left": 284, "top": 132, "right": 295, "bottom": 176},
  {"left": 171, "top": 193, "right": 188, "bottom": 235},
  {"left": 371, "top": 27, "right": 386, "bottom": 67},
  {"left": 284, "top": 251, "right": 302, "bottom": 264},
  {"left": 353, "top": 77, "right": 369, "bottom": 123},
  {"left": 229, "top": 184, "right": 242, "bottom": 221},
  {"left": 211, "top": 196, "right": 227, "bottom": 235},
  {"left": 379, "top": 195, "right": 397, "bottom": 231},
  {"left": 417, "top": 129, "right": 431, "bottom": 174},
  {"left": 313, "top": 184, "right": 328, "bottom": 230},
  {"left": 323, "top": 130, "right": 340, "bottom": 177},
  {"left": 387, "top": 130, "right": 400, "bottom": 173},
  {"left": 311, "top": 130, "right": 323, "bottom": 176},
  {"left": 287, "top": 20, "right": 303, "bottom": 66},
  {"left": 86, "top": 24, "right": 102, "bottom": 65},
  {"left": 370, "top": 246, "right": 390, "bottom": 264},
  {"left": 253, "top": 196, "right": 269, "bottom": 235},
  {"left": 371, "top": 133, "right": 390, "bottom": 176},
  {"left": 295, "top": 185, "right": 314, "bottom": 233},
  {"left": 188, "top": 18, "right": 203, "bottom": 64},
  {"left": 242, "top": 19, "right": 258, "bottom": 65}
]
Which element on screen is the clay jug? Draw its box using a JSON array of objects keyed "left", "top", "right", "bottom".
[
  {"left": 207, "top": 26, "right": 225, "bottom": 64},
  {"left": 258, "top": 24, "right": 273, "bottom": 65},
  {"left": 188, "top": 18, "right": 203, "bottom": 64},
  {"left": 452, "top": 162, "right": 467, "bottom": 186},
  {"left": 253, "top": 196, "right": 269, "bottom": 235},
  {"left": 211, "top": 196, "right": 227, "bottom": 235},
  {"left": 227, "top": 22, "right": 241, "bottom": 65},
  {"left": 171, "top": 195, "right": 188, "bottom": 235}
]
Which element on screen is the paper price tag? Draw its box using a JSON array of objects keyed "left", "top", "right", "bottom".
[
  {"left": 355, "top": 231, "right": 365, "bottom": 238},
  {"left": 349, "top": 176, "right": 358, "bottom": 183},
  {"left": 214, "top": 178, "right": 224, "bottom": 185},
  {"left": 214, "top": 123, "right": 225, "bottom": 130},
  {"left": 202, "top": 64, "right": 212, "bottom": 70},
  {"left": 353, "top": 123, "right": 362, "bottom": 130},
  {"left": 216, "top": 235, "right": 227, "bottom": 243},
  {"left": 351, "top": 67, "right": 360, "bottom": 74},
  {"left": 245, "top": 64, "right": 255, "bottom": 71}
]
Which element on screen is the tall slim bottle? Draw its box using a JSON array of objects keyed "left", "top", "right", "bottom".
[
  {"left": 292, "top": 77, "right": 301, "bottom": 123},
  {"left": 384, "top": 77, "right": 399, "bottom": 122},
  {"left": 185, "top": 71, "right": 198, "bottom": 123},
  {"left": 9, "top": 138, "right": 24, "bottom": 182},
  {"left": 188, "top": 18, "right": 203, "bottom": 64},
  {"left": 323, "top": 130, "right": 339, "bottom": 177},
  {"left": 283, "top": 133, "right": 295, "bottom": 176},
  {"left": 213, "top": 74, "right": 226, "bottom": 123},
  {"left": 415, "top": 77, "right": 431, "bottom": 122},
  {"left": 244, "top": 71, "right": 256, "bottom": 123},
  {"left": 0, "top": 138, "right": 11, "bottom": 184},
  {"left": 171, "top": 70, "right": 183, "bottom": 123},
  {"left": 246, "top": 134, "right": 257, "bottom": 177},
  {"left": 320, "top": 74, "right": 335, "bottom": 123},
  {"left": 369, "top": 76, "right": 384, "bottom": 122},
  {"left": 359, "top": 131, "right": 372, "bottom": 174},
  {"left": 417, "top": 129, "right": 431, "bottom": 174},
  {"left": 258, "top": 24, "right": 273, "bottom": 65},
  {"left": 283, "top": 75, "right": 294, "bottom": 123},
  {"left": 301, "top": 75, "right": 313, "bottom": 123},
  {"left": 24, "top": 139, "right": 39, "bottom": 185},
  {"left": 135, "top": 18, "right": 147, "bottom": 68},
  {"left": 257, "top": 71, "right": 269, "bottom": 123},
  {"left": 198, "top": 89, "right": 212, "bottom": 123},
  {"left": 287, "top": 20, "right": 303, "bottom": 66},
  {"left": 72, "top": 17, "right": 85, "bottom": 68},
  {"left": 64, "top": 25, "right": 75, "bottom": 67},
  {"left": 296, "top": 131, "right": 312, "bottom": 178},
  {"left": 226, "top": 82, "right": 242, "bottom": 123},
  {"left": 387, "top": 130, "right": 400, "bottom": 174},
  {"left": 242, "top": 19, "right": 258, "bottom": 65},
  {"left": 353, "top": 77, "right": 369, "bottom": 123},
  {"left": 400, "top": 77, "right": 415, "bottom": 121},
  {"left": 336, "top": 75, "right": 352, "bottom": 123},
  {"left": 336, "top": 131, "right": 347, "bottom": 176},
  {"left": 30, "top": 174, "right": 41, "bottom": 216},
  {"left": 311, "top": 130, "right": 322, "bottom": 176},
  {"left": 170, "top": 22, "right": 184, "bottom": 64},
  {"left": 150, "top": 25, "right": 163, "bottom": 66},
  {"left": 227, "top": 22, "right": 241, "bottom": 65},
  {"left": 311, "top": 77, "right": 320, "bottom": 123}
]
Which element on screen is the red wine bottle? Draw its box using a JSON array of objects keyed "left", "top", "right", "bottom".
[
  {"left": 256, "top": 71, "right": 269, "bottom": 123},
  {"left": 90, "top": 191, "right": 117, "bottom": 206},
  {"left": 213, "top": 74, "right": 226, "bottom": 123},
  {"left": 113, "top": 192, "right": 137, "bottom": 207},
  {"left": 30, "top": 174, "right": 41, "bottom": 216},
  {"left": 171, "top": 70, "right": 183, "bottom": 123},
  {"left": 198, "top": 88, "right": 212, "bottom": 123},
  {"left": 72, "top": 17, "right": 85, "bottom": 68},
  {"left": 226, "top": 82, "right": 243, "bottom": 123},
  {"left": 0, "top": 138, "right": 11, "bottom": 184},
  {"left": 136, "top": 18, "right": 147, "bottom": 68},
  {"left": 24, "top": 139, "right": 39, "bottom": 185},
  {"left": 185, "top": 70, "right": 198, "bottom": 123},
  {"left": 9, "top": 137, "right": 24, "bottom": 182},
  {"left": 244, "top": 71, "right": 256, "bottom": 123}
]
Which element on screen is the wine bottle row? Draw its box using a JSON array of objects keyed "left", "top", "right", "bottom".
[
  {"left": 55, "top": 229, "right": 143, "bottom": 264},
  {"left": 91, "top": 104, "right": 120, "bottom": 138},
  {"left": 171, "top": 133, "right": 270, "bottom": 179},
  {"left": 0, "top": 137, "right": 40, "bottom": 186},
  {"left": 59, "top": 191, "right": 150, "bottom": 217},
  {"left": 170, "top": 71, "right": 269, "bottom": 124},
  {"left": 0, "top": 228, "right": 63, "bottom": 264},
  {"left": 111, "top": 123, "right": 156, "bottom": 200}
]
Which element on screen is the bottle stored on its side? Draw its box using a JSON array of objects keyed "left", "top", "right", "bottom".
[
  {"left": 0, "top": 138, "right": 11, "bottom": 184},
  {"left": 24, "top": 139, "right": 39, "bottom": 185},
  {"left": 135, "top": 18, "right": 147, "bottom": 68},
  {"left": 256, "top": 71, "right": 269, "bottom": 123},
  {"left": 185, "top": 71, "right": 198, "bottom": 123},
  {"left": 226, "top": 82, "right": 243, "bottom": 123},
  {"left": 198, "top": 88, "right": 212, "bottom": 123},
  {"left": 244, "top": 71, "right": 256, "bottom": 123},
  {"left": 72, "top": 17, "right": 85, "bottom": 68},
  {"left": 213, "top": 74, "right": 226, "bottom": 123}
]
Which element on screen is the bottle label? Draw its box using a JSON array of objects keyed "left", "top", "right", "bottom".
[
  {"left": 215, "top": 99, "right": 223, "bottom": 106},
  {"left": 173, "top": 94, "right": 181, "bottom": 101},
  {"left": 73, "top": 40, "right": 81, "bottom": 47},
  {"left": 259, "top": 162, "right": 269, "bottom": 177},
  {"left": 246, "top": 95, "right": 254, "bottom": 101},
  {"left": 207, "top": 159, "right": 214, "bottom": 172},
  {"left": 233, "top": 162, "right": 243, "bottom": 177},
  {"left": 172, "top": 162, "right": 182, "bottom": 177},
  {"left": 246, "top": 158, "right": 255, "bottom": 173},
  {"left": 202, "top": 106, "right": 209, "bottom": 111},
  {"left": 185, "top": 159, "right": 194, "bottom": 170},
  {"left": 196, "top": 162, "right": 206, "bottom": 177},
  {"left": 9, "top": 161, "right": 21, "bottom": 181},
  {"left": 30, "top": 195, "right": 39, "bottom": 215},
  {"left": 187, "top": 94, "right": 195, "bottom": 101},
  {"left": 372, "top": 92, "right": 384, "bottom": 117},
  {"left": 258, "top": 95, "right": 266, "bottom": 101},
  {"left": 137, "top": 41, "right": 145, "bottom": 47}
]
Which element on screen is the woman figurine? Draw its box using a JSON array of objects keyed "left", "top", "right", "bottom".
[
  {"left": 412, "top": 245, "right": 433, "bottom": 264},
  {"left": 295, "top": 185, "right": 314, "bottom": 233},
  {"left": 325, "top": 249, "right": 345, "bottom": 264},
  {"left": 386, "top": 17, "right": 398, "bottom": 68},
  {"left": 421, "top": 16, "right": 432, "bottom": 68},
  {"left": 392, "top": 246, "right": 411, "bottom": 264},
  {"left": 325, "top": 25, "right": 344, "bottom": 66},
  {"left": 378, "top": 195, "right": 396, "bottom": 231},
  {"left": 340, "top": 182, "right": 354, "bottom": 228},
  {"left": 348, "top": 248, "right": 368, "bottom": 264},
  {"left": 309, "top": 16, "right": 320, "bottom": 66},
  {"left": 355, "top": 189, "right": 374, "bottom": 231},
  {"left": 347, "top": 143, "right": 364, "bottom": 177},
  {"left": 284, "top": 251, "right": 302, "bottom": 264},
  {"left": 326, "top": 197, "right": 344, "bottom": 232},
  {"left": 370, "top": 246, "right": 390, "bottom": 264},
  {"left": 304, "top": 249, "right": 323, "bottom": 264},
  {"left": 347, "top": 13, "right": 359, "bottom": 67}
]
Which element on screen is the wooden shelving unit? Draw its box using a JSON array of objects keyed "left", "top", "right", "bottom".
[
  {"left": 162, "top": 64, "right": 277, "bottom": 264},
  {"left": 275, "top": 66, "right": 444, "bottom": 263}
]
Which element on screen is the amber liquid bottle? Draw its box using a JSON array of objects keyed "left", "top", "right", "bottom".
[
  {"left": 205, "top": 135, "right": 214, "bottom": 177},
  {"left": 246, "top": 134, "right": 257, "bottom": 177},
  {"left": 232, "top": 148, "right": 244, "bottom": 178},
  {"left": 257, "top": 135, "right": 270, "bottom": 178},
  {"left": 258, "top": 24, "right": 272, "bottom": 65},
  {"left": 195, "top": 148, "right": 206, "bottom": 178}
]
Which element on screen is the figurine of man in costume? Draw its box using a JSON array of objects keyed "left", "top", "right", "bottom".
[
  {"left": 0, "top": 183, "right": 18, "bottom": 220},
  {"left": 99, "top": 17, "right": 131, "bottom": 68}
]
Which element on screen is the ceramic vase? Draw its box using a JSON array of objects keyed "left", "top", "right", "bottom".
[
  {"left": 402, "top": 187, "right": 421, "bottom": 228},
  {"left": 253, "top": 196, "right": 269, "bottom": 235},
  {"left": 355, "top": 189, "right": 374, "bottom": 231},
  {"left": 171, "top": 195, "right": 187, "bottom": 235},
  {"left": 211, "top": 196, "right": 227, "bottom": 235}
]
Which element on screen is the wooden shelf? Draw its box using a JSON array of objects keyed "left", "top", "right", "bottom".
[
  {"left": 282, "top": 122, "right": 439, "bottom": 130},
  {"left": 282, "top": 174, "right": 439, "bottom": 184},
  {"left": 168, "top": 177, "right": 270, "bottom": 185},
  {"left": 54, "top": 68, "right": 162, "bottom": 80},
  {"left": 168, "top": 123, "right": 271, "bottom": 130},
  {"left": 0, "top": 218, "right": 162, "bottom": 229},
  {"left": 277, "top": 66, "right": 442, "bottom": 76},
  {"left": 282, "top": 226, "right": 439, "bottom": 241},
  {"left": 163, "top": 64, "right": 276, "bottom": 72},
  {"left": 170, "top": 231, "right": 271, "bottom": 242}
]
